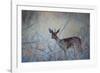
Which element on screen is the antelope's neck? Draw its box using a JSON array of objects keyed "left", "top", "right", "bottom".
[{"left": 55, "top": 37, "right": 60, "bottom": 42}]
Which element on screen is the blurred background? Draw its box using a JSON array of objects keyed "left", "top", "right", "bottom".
[{"left": 22, "top": 10, "right": 90, "bottom": 62}]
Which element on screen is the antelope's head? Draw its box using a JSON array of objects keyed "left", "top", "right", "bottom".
[{"left": 49, "top": 28, "right": 60, "bottom": 40}]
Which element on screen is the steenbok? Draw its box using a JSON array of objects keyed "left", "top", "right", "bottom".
[{"left": 49, "top": 28, "right": 83, "bottom": 59}]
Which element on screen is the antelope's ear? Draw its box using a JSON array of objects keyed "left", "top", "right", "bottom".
[
  {"left": 49, "top": 28, "right": 53, "bottom": 33},
  {"left": 56, "top": 28, "right": 60, "bottom": 34}
]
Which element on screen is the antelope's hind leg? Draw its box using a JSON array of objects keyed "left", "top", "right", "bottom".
[{"left": 73, "top": 45, "right": 80, "bottom": 59}]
